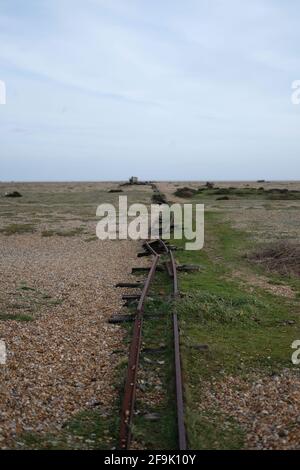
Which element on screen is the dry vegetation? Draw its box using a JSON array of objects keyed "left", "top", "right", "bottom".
[{"left": 248, "top": 242, "right": 300, "bottom": 277}]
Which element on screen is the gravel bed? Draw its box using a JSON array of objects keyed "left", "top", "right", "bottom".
[
  {"left": 199, "top": 370, "right": 300, "bottom": 449},
  {"left": 0, "top": 234, "right": 145, "bottom": 447}
]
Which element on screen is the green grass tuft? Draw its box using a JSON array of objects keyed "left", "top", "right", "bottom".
[
  {"left": 0, "top": 312, "right": 33, "bottom": 321},
  {"left": 178, "top": 291, "right": 264, "bottom": 325},
  {"left": 41, "top": 227, "right": 84, "bottom": 237},
  {"left": 16, "top": 410, "right": 117, "bottom": 450},
  {"left": 0, "top": 223, "right": 36, "bottom": 235}
]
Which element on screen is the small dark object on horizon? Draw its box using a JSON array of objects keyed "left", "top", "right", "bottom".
[{"left": 4, "top": 191, "right": 22, "bottom": 198}]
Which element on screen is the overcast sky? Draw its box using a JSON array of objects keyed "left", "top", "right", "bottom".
[{"left": 0, "top": 0, "right": 299, "bottom": 181}]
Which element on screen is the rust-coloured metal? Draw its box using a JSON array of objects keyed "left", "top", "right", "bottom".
[
  {"left": 137, "top": 255, "right": 160, "bottom": 313},
  {"left": 169, "top": 249, "right": 187, "bottom": 449},
  {"left": 144, "top": 239, "right": 168, "bottom": 254},
  {"left": 119, "top": 237, "right": 187, "bottom": 451},
  {"left": 165, "top": 260, "right": 173, "bottom": 277},
  {"left": 119, "top": 314, "right": 143, "bottom": 449},
  {"left": 119, "top": 254, "right": 159, "bottom": 449},
  {"left": 169, "top": 249, "right": 179, "bottom": 297},
  {"left": 158, "top": 238, "right": 169, "bottom": 254},
  {"left": 173, "top": 312, "right": 187, "bottom": 450}
]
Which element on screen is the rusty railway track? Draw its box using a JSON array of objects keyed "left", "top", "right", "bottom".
[
  {"left": 169, "top": 248, "right": 187, "bottom": 450},
  {"left": 118, "top": 238, "right": 187, "bottom": 450}
]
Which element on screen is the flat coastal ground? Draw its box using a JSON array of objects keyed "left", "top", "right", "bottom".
[
  {"left": 0, "top": 180, "right": 299, "bottom": 450},
  {"left": 0, "top": 182, "right": 151, "bottom": 448},
  {"left": 157, "top": 180, "right": 300, "bottom": 450}
]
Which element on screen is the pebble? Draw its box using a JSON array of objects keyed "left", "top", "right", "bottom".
[{"left": 0, "top": 229, "right": 148, "bottom": 447}]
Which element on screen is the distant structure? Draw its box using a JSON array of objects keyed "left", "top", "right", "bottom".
[
  {"left": 129, "top": 176, "right": 138, "bottom": 185},
  {"left": 119, "top": 176, "right": 151, "bottom": 188}
]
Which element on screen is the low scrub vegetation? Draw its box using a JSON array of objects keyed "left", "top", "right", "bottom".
[
  {"left": 248, "top": 242, "right": 300, "bottom": 277},
  {"left": 174, "top": 186, "right": 300, "bottom": 200},
  {"left": 0, "top": 223, "right": 36, "bottom": 235},
  {"left": 41, "top": 228, "right": 84, "bottom": 237}
]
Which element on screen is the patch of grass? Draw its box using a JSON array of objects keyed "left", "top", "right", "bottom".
[
  {"left": 174, "top": 187, "right": 198, "bottom": 198},
  {"left": 85, "top": 236, "right": 98, "bottom": 242},
  {"left": 178, "top": 291, "right": 264, "bottom": 325},
  {"left": 187, "top": 410, "right": 245, "bottom": 450},
  {"left": 0, "top": 285, "right": 63, "bottom": 322},
  {"left": 16, "top": 410, "right": 117, "bottom": 450},
  {"left": 17, "top": 285, "right": 35, "bottom": 291},
  {"left": 41, "top": 227, "right": 84, "bottom": 237},
  {"left": 41, "top": 230, "right": 56, "bottom": 237},
  {"left": 181, "top": 186, "right": 300, "bottom": 201},
  {"left": 0, "top": 223, "right": 36, "bottom": 235},
  {"left": 0, "top": 312, "right": 33, "bottom": 321},
  {"left": 168, "top": 211, "right": 300, "bottom": 449}
]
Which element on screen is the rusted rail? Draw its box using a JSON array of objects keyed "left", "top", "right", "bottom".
[
  {"left": 137, "top": 255, "right": 160, "bottom": 313},
  {"left": 119, "top": 255, "right": 159, "bottom": 449},
  {"left": 169, "top": 249, "right": 179, "bottom": 297},
  {"left": 168, "top": 247, "right": 186, "bottom": 449},
  {"left": 173, "top": 312, "right": 186, "bottom": 449},
  {"left": 119, "top": 235, "right": 186, "bottom": 450}
]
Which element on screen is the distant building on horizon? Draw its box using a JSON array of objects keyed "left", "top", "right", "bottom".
[{"left": 129, "top": 176, "right": 138, "bottom": 184}]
